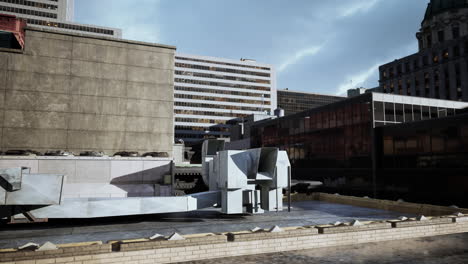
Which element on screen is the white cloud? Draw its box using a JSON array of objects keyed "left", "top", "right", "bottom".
[
  {"left": 278, "top": 45, "right": 323, "bottom": 72},
  {"left": 336, "top": 62, "right": 381, "bottom": 95},
  {"left": 338, "top": 0, "right": 381, "bottom": 18}
]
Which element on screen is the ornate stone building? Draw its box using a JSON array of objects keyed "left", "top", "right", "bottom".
[{"left": 379, "top": 0, "right": 468, "bottom": 102}]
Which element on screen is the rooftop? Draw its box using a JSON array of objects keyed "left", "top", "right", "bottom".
[
  {"left": 0, "top": 200, "right": 413, "bottom": 248},
  {"left": 24, "top": 26, "right": 176, "bottom": 50}
]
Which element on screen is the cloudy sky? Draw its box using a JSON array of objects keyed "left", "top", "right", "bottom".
[{"left": 74, "top": 0, "right": 429, "bottom": 96}]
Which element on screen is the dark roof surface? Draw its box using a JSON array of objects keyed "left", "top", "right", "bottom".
[{"left": 423, "top": 0, "right": 468, "bottom": 24}]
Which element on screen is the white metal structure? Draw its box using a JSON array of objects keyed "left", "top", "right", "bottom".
[
  {"left": 0, "top": 147, "right": 291, "bottom": 219},
  {"left": 0, "top": 0, "right": 121, "bottom": 38},
  {"left": 174, "top": 53, "right": 277, "bottom": 142}
]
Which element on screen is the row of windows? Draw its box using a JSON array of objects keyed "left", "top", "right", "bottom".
[
  {"left": 279, "top": 97, "right": 343, "bottom": 105},
  {"left": 27, "top": 18, "right": 115, "bottom": 35},
  {"left": 175, "top": 56, "right": 271, "bottom": 71},
  {"left": 0, "top": 4, "right": 57, "bottom": 18},
  {"left": 0, "top": 0, "right": 58, "bottom": 10},
  {"left": 175, "top": 63, "right": 271, "bottom": 78},
  {"left": 175, "top": 118, "right": 228, "bottom": 125},
  {"left": 382, "top": 64, "right": 464, "bottom": 100},
  {"left": 175, "top": 86, "right": 270, "bottom": 99},
  {"left": 174, "top": 93, "right": 270, "bottom": 106},
  {"left": 259, "top": 103, "right": 372, "bottom": 139},
  {"left": 373, "top": 102, "right": 456, "bottom": 126},
  {"left": 175, "top": 70, "right": 270, "bottom": 85},
  {"left": 175, "top": 133, "right": 208, "bottom": 139},
  {"left": 381, "top": 40, "right": 468, "bottom": 79},
  {"left": 175, "top": 78, "right": 270, "bottom": 92},
  {"left": 175, "top": 101, "right": 269, "bottom": 112},
  {"left": 175, "top": 126, "right": 229, "bottom": 133},
  {"left": 422, "top": 25, "right": 460, "bottom": 48},
  {"left": 175, "top": 109, "right": 249, "bottom": 118}
]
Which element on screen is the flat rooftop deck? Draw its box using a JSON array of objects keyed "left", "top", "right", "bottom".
[{"left": 0, "top": 200, "right": 412, "bottom": 249}]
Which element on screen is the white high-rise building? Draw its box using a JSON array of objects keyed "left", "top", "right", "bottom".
[
  {"left": 0, "top": 0, "right": 121, "bottom": 38},
  {"left": 174, "top": 53, "right": 277, "bottom": 142}
]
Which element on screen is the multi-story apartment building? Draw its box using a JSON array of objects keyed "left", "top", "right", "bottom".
[
  {"left": 379, "top": 0, "right": 468, "bottom": 102},
  {"left": 0, "top": 0, "right": 121, "bottom": 38},
  {"left": 277, "top": 88, "right": 345, "bottom": 115},
  {"left": 174, "top": 54, "right": 277, "bottom": 142}
]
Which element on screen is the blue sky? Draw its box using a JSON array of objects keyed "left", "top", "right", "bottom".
[{"left": 74, "top": 0, "right": 429, "bottom": 96}]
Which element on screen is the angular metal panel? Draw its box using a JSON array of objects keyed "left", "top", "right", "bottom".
[
  {"left": 26, "top": 192, "right": 218, "bottom": 219},
  {"left": 5, "top": 174, "right": 64, "bottom": 205},
  {"left": 0, "top": 167, "right": 23, "bottom": 191}
]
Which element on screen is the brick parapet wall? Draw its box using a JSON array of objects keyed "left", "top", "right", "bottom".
[
  {"left": 291, "top": 193, "right": 468, "bottom": 216},
  {"left": 1, "top": 217, "right": 468, "bottom": 264}
]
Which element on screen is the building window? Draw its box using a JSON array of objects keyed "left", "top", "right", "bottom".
[
  {"left": 406, "top": 79, "right": 411, "bottom": 95},
  {"left": 430, "top": 107, "right": 438, "bottom": 119},
  {"left": 443, "top": 49, "right": 449, "bottom": 59},
  {"left": 415, "top": 79, "right": 420, "bottom": 96},
  {"left": 413, "top": 105, "right": 422, "bottom": 121},
  {"left": 404, "top": 62, "right": 410, "bottom": 72},
  {"left": 438, "top": 30, "right": 445, "bottom": 42},
  {"left": 424, "top": 72, "right": 430, "bottom": 97},
  {"left": 395, "top": 103, "right": 404, "bottom": 122},
  {"left": 384, "top": 102, "right": 395, "bottom": 122},
  {"left": 374, "top": 101, "right": 384, "bottom": 121},
  {"left": 452, "top": 25, "right": 460, "bottom": 39},
  {"left": 421, "top": 106, "right": 430, "bottom": 120},
  {"left": 433, "top": 54, "right": 439, "bottom": 63},
  {"left": 404, "top": 104, "right": 413, "bottom": 122},
  {"left": 454, "top": 45, "right": 460, "bottom": 57},
  {"left": 427, "top": 35, "right": 432, "bottom": 48},
  {"left": 398, "top": 79, "right": 403, "bottom": 95},
  {"left": 444, "top": 68, "right": 451, "bottom": 100},
  {"left": 455, "top": 63, "right": 462, "bottom": 99},
  {"left": 423, "top": 56, "right": 428, "bottom": 66}
]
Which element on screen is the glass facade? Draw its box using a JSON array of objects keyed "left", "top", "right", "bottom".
[
  {"left": 376, "top": 113, "right": 468, "bottom": 206},
  {"left": 252, "top": 94, "right": 374, "bottom": 194},
  {"left": 251, "top": 92, "right": 468, "bottom": 203}
]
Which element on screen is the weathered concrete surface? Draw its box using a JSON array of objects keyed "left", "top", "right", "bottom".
[
  {"left": 184, "top": 233, "right": 468, "bottom": 264},
  {"left": 0, "top": 28, "right": 175, "bottom": 156}
]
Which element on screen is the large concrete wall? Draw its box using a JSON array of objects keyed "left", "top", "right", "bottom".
[{"left": 0, "top": 28, "right": 175, "bottom": 156}]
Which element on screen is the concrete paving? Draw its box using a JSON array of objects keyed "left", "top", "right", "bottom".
[
  {"left": 183, "top": 233, "right": 468, "bottom": 264},
  {"left": 0, "top": 200, "right": 412, "bottom": 249}
]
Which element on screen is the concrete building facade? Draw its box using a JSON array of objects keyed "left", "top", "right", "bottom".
[
  {"left": 0, "top": 27, "right": 175, "bottom": 156},
  {"left": 0, "top": 0, "right": 121, "bottom": 38},
  {"left": 174, "top": 53, "right": 276, "bottom": 142},
  {"left": 277, "top": 89, "right": 345, "bottom": 116},
  {"left": 379, "top": 0, "right": 468, "bottom": 102}
]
